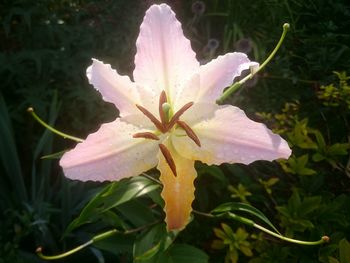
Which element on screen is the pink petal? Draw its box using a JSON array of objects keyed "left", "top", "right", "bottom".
[
  {"left": 60, "top": 119, "right": 159, "bottom": 182},
  {"left": 87, "top": 59, "right": 140, "bottom": 116},
  {"left": 172, "top": 105, "right": 291, "bottom": 165},
  {"left": 175, "top": 53, "right": 257, "bottom": 108},
  {"left": 133, "top": 4, "right": 199, "bottom": 103}
]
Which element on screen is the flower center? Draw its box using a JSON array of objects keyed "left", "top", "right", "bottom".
[{"left": 132, "top": 90, "right": 201, "bottom": 177}]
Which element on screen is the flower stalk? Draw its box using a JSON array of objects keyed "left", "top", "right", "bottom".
[
  {"left": 217, "top": 23, "right": 290, "bottom": 104},
  {"left": 27, "top": 107, "right": 83, "bottom": 142}
]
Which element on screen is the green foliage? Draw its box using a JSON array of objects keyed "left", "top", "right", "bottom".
[
  {"left": 317, "top": 72, "right": 350, "bottom": 109},
  {"left": 65, "top": 176, "right": 160, "bottom": 235},
  {"left": 228, "top": 184, "right": 252, "bottom": 203},
  {"left": 2, "top": 0, "right": 350, "bottom": 262},
  {"left": 212, "top": 224, "right": 253, "bottom": 263},
  {"left": 276, "top": 190, "right": 322, "bottom": 237}
]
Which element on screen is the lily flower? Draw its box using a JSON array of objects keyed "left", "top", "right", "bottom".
[{"left": 60, "top": 4, "right": 291, "bottom": 231}]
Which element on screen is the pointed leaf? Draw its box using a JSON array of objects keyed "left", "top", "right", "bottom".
[
  {"left": 157, "top": 244, "right": 209, "bottom": 263},
  {"left": 64, "top": 176, "right": 159, "bottom": 235},
  {"left": 212, "top": 202, "right": 280, "bottom": 234},
  {"left": 339, "top": 238, "right": 350, "bottom": 263}
]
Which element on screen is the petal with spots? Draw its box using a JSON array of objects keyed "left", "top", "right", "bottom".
[
  {"left": 172, "top": 105, "right": 291, "bottom": 165},
  {"left": 60, "top": 119, "right": 159, "bottom": 182},
  {"left": 87, "top": 59, "right": 141, "bottom": 116}
]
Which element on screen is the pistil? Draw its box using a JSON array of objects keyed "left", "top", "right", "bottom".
[{"left": 159, "top": 90, "right": 168, "bottom": 125}]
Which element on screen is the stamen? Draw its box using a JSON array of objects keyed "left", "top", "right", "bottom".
[
  {"left": 136, "top": 104, "right": 166, "bottom": 132},
  {"left": 133, "top": 132, "right": 159, "bottom": 140},
  {"left": 159, "top": 90, "right": 168, "bottom": 125},
  {"left": 159, "top": 144, "right": 177, "bottom": 177},
  {"left": 176, "top": 120, "right": 201, "bottom": 147},
  {"left": 167, "top": 102, "right": 194, "bottom": 130}
]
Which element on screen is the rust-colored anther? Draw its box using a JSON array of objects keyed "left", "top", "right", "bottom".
[
  {"left": 133, "top": 132, "right": 160, "bottom": 141},
  {"left": 176, "top": 120, "right": 201, "bottom": 147},
  {"left": 136, "top": 104, "right": 166, "bottom": 132},
  {"left": 159, "top": 143, "right": 177, "bottom": 177},
  {"left": 159, "top": 90, "right": 168, "bottom": 125},
  {"left": 167, "top": 102, "right": 194, "bottom": 130}
]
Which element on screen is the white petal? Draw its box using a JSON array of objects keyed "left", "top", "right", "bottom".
[
  {"left": 133, "top": 4, "right": 199, "bottom": 103},
  {"left": 175, "top": 53, "right": 258, "bottom": 107},
  {"left": 172, "top": 105, "right": 291, "bottom": 165},
  {"left": 60, "top": 119, "right": 159, "bottom": 182},
  {"left": 87, "top": 59, "right": 140, "bottom": 116}
]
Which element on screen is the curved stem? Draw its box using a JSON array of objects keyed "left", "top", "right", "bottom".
[
  {"left": 224, "top": 212, "right": 329, "bottom": 245},
  {"left": 36, "top": 241, "right": 94, "bottom": 260},
  {"left": 192, "top": 209, "right": 215, "bottom": 218},
  {"left": 27, "top": 107, "right": 83, "bottom": 143},
  {"left": 36, "top": 229, "right": 118, "bottom": 260},
  {"left": 36, "top": 221, "right": 161, "bottom": 260},
  {"left": 217, "top": 23, "right": 290, "bottom": 104},
  {"left": 253, "top": 223, "right": 329, "bottom": 245}
]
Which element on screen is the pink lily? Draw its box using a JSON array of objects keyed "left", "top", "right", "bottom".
[{"left": 60, "top": 4, "right": 291, "bottom": 231}]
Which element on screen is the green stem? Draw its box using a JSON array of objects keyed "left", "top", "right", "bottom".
[
  {"left": 36, "top": 221, "right": 161, "bottom": 260},
  {"left": 253, "top": 223, "right": 329, "bottom": 245},
  {"left": 217, "top": 23, "right": 290, "bottom": 104},
  {"left": 36, "top": 240, "right": 94, "bottom": 260},
  {"left": 27, "top": 107, "right": 83, "bottom": 143},
  {"left": 36, "top": 229, "right": 118, "bottom": 260},
  {"left": 225, "top": 212, "right": 329, "bottom": 245}
]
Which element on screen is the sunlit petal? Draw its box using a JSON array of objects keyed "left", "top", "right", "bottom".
[
  {"left": 60, "top": 120, "right": 159, "bottom": 182},
  {"left": 133, "top": 4, "right": 199, "bottom": 103},
  {"left": 87, "top": 59, "right": 141, "bottom": 116},
  {"left": 175, "top": 53, "right": 258, "bottom": 108},
  {"left": 172, "top": 105, "right": 291, "bottom": 165},
  {"left": 157, "top": 141, "right": 196, "bottom": 231}
]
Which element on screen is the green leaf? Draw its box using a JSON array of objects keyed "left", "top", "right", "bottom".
[
  {"left": 212, "top": 202, "right": 280, "bottom": 234},
  {"left": 157, "top": 244, "right": 209, "bottom": 263},
  {"left": 328, "top": 143, "right": 349, "bottom": 156},
  {"left": 314, "top": 130, "right": 326, "bottom": 150},
  {"left": 133, "top": 223, "right": 176, "bottom": 262},
  {"left": 328, "top": 257, "right": 340, "bottom": 263},
  {"left": 102, "top": 176, "right": 159, "bottom": 212},
  {"left": 40, "top": 150, "right": 67, "bottom": 159},
  {"left": 0, "top": 94, "right": 27, "bottom": 203},
  {"left": 64, "top": 176, "right": 159, "bottom": 235},
  {"left": 115, "top": 200, "right": 155, "bottom": 227},
  {"left": 94, "top": 234, "right": 134, "bottom": 256},
  {"left": 339, "top": 238, "right": 350, "bottom": 263}
]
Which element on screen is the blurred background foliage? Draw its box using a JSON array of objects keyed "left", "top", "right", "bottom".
[{"left": 0, "top": 0, "right": 349, "bottom": 262}]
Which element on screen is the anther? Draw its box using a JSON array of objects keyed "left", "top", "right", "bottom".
[
  {"left": 159, "top": 90, "right": 168, "bottom": 125},
  {"left": 133, "top": 132, "right": 159, "bottom": 140},
  {"left": 136, "top": 104, "right": 166, "bottom": 133},
  {"left": 159, "top": 144, "right": 177, "bottom": 177},
  {"left": 176, "top": 120, "right": 201, "bottom": 147},
  {"left": 167, "top": 102, "right": 194, "bottom": 130}
]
